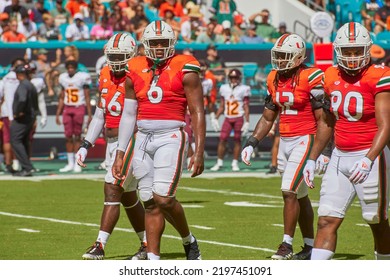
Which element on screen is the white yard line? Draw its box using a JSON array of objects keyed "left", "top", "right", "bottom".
[
  {"left": 0, "top": 211, "right": 274, "bottom": 253},
  {"left": 17, "top": 228, "right": 40, "bottom": 233}
]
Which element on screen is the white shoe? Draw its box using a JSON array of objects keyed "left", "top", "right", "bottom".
[
  {"left": 59, "top": 164, "right": 74, "bottom": 172},
  {"left": 12, "top": 160, "right": 20, "bottom": 171},
  {"left": 210, "top": 163, "right": 222, "bottom": 171},
  {"left": 232, "top": 164, "right": 240, "bottom": 171},
  {"left": 73, "top": 165, "right": 82, "bottom": 173}
]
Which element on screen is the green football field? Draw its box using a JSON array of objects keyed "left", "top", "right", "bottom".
[{"left": 0, "top": 159, "right": 376, "bottom": 260}]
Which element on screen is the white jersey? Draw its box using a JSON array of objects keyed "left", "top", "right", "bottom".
[
  {"left": 202, "top": 78, "right": 213, "bottom": 97},
  {"left": 31, "top": 77, "right": 45, "bottom": 93},
  {"left": 31, "top": 77, "right": 47, "bottom": 119},
  {"left": 219, "top": 83, "right": 251, "bottom": 118},
  {"left": 59, "top": 71, "right": 91, "bottom": 106},
  {"left": 1, "top": 71, "right": 19, "bottom": 120}
]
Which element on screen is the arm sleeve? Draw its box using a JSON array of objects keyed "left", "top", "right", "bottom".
[
  {"left": 84, "top": 107, "right": 105, "bottom": 145},
  {"left": 38, "top": 92, "right": 47, "bottom": 119},
  {"left": 117, "top": 99, "right": 138, "bottom": 152}
]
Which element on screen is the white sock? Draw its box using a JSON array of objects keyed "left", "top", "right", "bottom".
[
  {"left": 217, "top": 158, "right": 223, "bottom": 166},
  {"left": 147, "top": 252, "right": 160, "bottom": 260},
  {"left": 303, "top": 237, "right": 314, "bottom": 247},
  {"left": 67, "top": 153, "right": 75, "bottom": 166},
  {"left": 182, "top": 233, "right": 195, "bottom": 245},
  {"left": 311, "top": 248, "right": 334, "bottom": 260},
  {"left": 232, "top": 159, "right": 238, "bottom": 166},
  {"left": 375, "top": 251, "right": 390, "bottom": 260},
  {"left": 96, "top": 230, "right": 110, "bottom": 248},
  {"left": 283, "top": 234, "right": 293, "bottom": 245}
]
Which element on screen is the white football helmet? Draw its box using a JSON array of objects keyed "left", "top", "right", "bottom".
[
  {"left": 333, "top": 22, "right": 372, "bottom": 74},
  {"left": 141, "top": 20, "right": 176, "bottom": 62},
  {"left": 271, "top": 34, "right": 306, "bottom": 72},
  {"left": 104, "top": 32, "right": 137, "bottom": 72}
]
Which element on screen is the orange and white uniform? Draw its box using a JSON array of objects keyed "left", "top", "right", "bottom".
[
  {"left": 98, "top": 66, "right": 137, "bottom": 190},
  {"left": 126, "top": 54, "right": 200, "bottom": 201},
  {"left": 319, "top": 64, "right": 390, "bottom": 222},
  {"left": 266, "top": 66, "right": 324, "bottom": 197}
]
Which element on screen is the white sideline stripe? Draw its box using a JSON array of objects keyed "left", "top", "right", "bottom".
[
  {"left": 18, "top": 228, "right": 40, "bottom": 233},
  {"left": 182, "top": 205, "right": 204, "bottom": 208},
  {"left": 225, "top": 202, "right": 282, "bottom": 208},
  {"left": 181, "top": 186, "right": 281, "bottom": 199},
  {"left": 271, "top": 224, "right": 284, "bottom": 228},
  {"left": 0, "top": 211, "right": 274, "bottom": 253},
  {"left": 356, "top": 223, "right": 369, "bottom": 227},
  {"left": 190, "top": 225, "right": 215, "bottom": 230}
]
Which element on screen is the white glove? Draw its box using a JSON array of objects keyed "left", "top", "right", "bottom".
[
  {"left": 241, "top": 121, "right": 250, "bottom": 135},
  {"left": 349, "top": 157, "right": 373, "bottom": 184},
  {"left": 40, "top": 117, "right": 47, "bottom": 128},
  {"left": 316, "top": 154, "right": 330, "bottom": 175},
  {"left": 303, "top": 159, "right": 316, "bottom": 189},
  {"left": 209, "top": 112, "right": 220, "bottom": 132},
  {"left": 76, "top": 147, "right": 88, "bottom": 168},
  {"left": 241, "top": 146, "right": 253, "bottom": 166}
]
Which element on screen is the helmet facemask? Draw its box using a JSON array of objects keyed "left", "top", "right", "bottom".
[
  {"left": 271, "top": 49, "right": 305, "bottom": 72},
  {"left": 334, "top": 45, "right": 371, "bottom": 75},
  {"left": 142, "top": 38, "right": 176, "bottom": 62},
  {"left": 105, "top": 51, "right": 132, "bottom": 73}
]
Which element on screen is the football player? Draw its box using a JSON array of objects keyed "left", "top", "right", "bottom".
[
  {"left": 210, "top": 68, "right": 251, "bottom": 172},
  {"left": 112, "top": 20, "right": 205, "bottom": 260},
  {"left": 56, "top": 60, "right": 92, "bottom": 172},
  {"left": 75, "top": 33, "right": 147, "bottom": 260},
  {"left": 303, "top": 22, "right": 390, "bottom": 260},
  {"left": 241, "top": 33, "right": 330, "bottom": 260}
]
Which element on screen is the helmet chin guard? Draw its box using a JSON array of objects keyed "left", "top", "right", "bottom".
[{"left": 105, "top": 32, "right": 137, "bottom": 73}]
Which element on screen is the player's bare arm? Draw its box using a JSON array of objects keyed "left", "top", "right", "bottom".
[
  {"left": 184, "top": 71, "right": 205, "bottom": 177},
  {"left": 252, "top": 108, "right": 278, "bottom": 142},
  {"left": 366, "top": 91, "right": 390, "bottom": 161},
  {"left": 112, "top": 76, "right": 137, "bottom": 180},
  {"left": 215, "top": 96, "right": 225, "bottom": 119},
  {"left": 55, "top": 90, "right": 65, "bottom": 125}
]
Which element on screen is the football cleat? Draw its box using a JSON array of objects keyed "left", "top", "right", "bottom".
[
  {"left": 59, "top": 164, "right": 74, "bottom": 172},
  {"left": 210, "top": 163, "right": 222, "bottom": 171},
  {"left": 183, "top": 236, "right": 201, "bottom": 260},
  {"left": 271, "top": 242, "right": 293, "bottom": 260},
  {"left": 73, "top": 164, "right": 82, "bottom": 173},
  {"left": 231, "top": 164, "right": 240, "bottom": 172},
  {"left": 129, "top": 242, "right": 147, "bottom": 260},
  {"left": 82, "top": 241, "right": 105, "bottom": 260},
  {"left": 292, "top": 244, "right": 312, "bottom": 260}
]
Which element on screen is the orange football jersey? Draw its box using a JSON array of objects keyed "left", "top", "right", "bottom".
[
  {"left": 324, "top": 64, "right": 390, "bottom": 151},
  {"left": 126, "top": 54, "right": 200, "bottom": 122},
  {"left": 266, "top": 67, "right": 324, "bottom": 137},
  {"left": 98, "top": 66, "right": 126, "bottom": 128}
]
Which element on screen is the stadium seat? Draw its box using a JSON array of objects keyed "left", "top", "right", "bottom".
[
  {"left": 242, "top": 63, "right": 260, "bottom": 96},
  {"left": 375, "top": 31, "right": 390, "bottom": 43}
]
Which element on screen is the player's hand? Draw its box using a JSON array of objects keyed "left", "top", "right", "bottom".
[
  {"left": 303, "top": 159, "right": 316, "bottom": 189},
  {"left": 75, "top": 147, "right": 88, "bottom": 168},
  {"left": 241, "top": 146, "right": 253, "bottom": 166},
  {"left": 241, "top": 121, "right": 250, "bottom": 135},
  {"left": 40, "top": 117, "right": 47, "bottom": 128},
  {"left": 316, "top": 154, "right": 330, "bottom": 175},
  {"left": 349, "top": 157, "right": 372, "bottom": 184},
  {"left": 112, "top": 151, "right": 125, "bottom": 180},
  {"left": 55, "top": 115, "right": 61, "bottom": 125},
  {"left": 189, "top": 153, "right": 204, "bottom": 177}
]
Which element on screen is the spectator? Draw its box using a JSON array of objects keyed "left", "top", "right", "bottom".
[
  {"left": 162, "top": 9, "right": 180, "bottom": 39},
  {"left": 90, "top": 15, "right": 113, "bottom": 40},
  {"left": 159, "top": 0, "right": 184, "bottom": 18},
  {"left": 119, "top": 0, "right": 139, "bottom": 21},
  {"left": 65, "top": 13, "right": 90, "bottom": 42},
  {"left": 217, "top": 20, "right": 240, "bottom": 43},
  {"left": 374, "top": 0, "right": 390, "bottom": 33},
  {"left": 50, "top": 0, "right": 71, "bottom": 27},
  {"left": 231, "top": 11, "right": 245, "bottom": 39},
  {"left": 0, "top": 0, "right": 12, "bottom": 13},
  {"left": 240, "top": 23, "right": 265, "bottom": 44},
  {"left": 65, "top": 0, "right": 89, "bottom": 17},
  {"left": 129, "top": 4, "right": 150, "bottom": 34},
  {"left": 17, "top": 13, "right": 37, "bottom": 41},
  {"left": 210, "top": 0, "right": 237, "bottom": 25},
  {"left": 249, "top": 9, "right": 277, "bottom": 42},
  {"left": 31, "top": 48, "right": 52, "bottom": 80},
  {"left": 180, "top": 4, "right": 204, "bottom": 42},
  {"left": 30, "top": 0, "right": 49, "bottom": 24},
  {"left": 83, "top": 0, "right": 106, "bottom": 24},
  {"left": 196, "top": 21, "right": 219, "bottom": 43},
  {"left": 3, "top": 0, "right": 28, "bottom": 22},
  {"left": 361, "top": 0, "right": 383, "bottom": 32},
  {"left": 108, "top": 2, "right": 131, "bottom": 32},
  {"left": 38, "top": 14, "right": 62, "bottom": 41},
  {"left": 1, "top": 18, "right": 26, "bottom": 42},
  {"left": 144, "top": 0, "right": 161, "bottom": 21},
  {"left": 205, "top": 44, "right": 226, "bottom": 82},
  {"left": 0, "top": 12, "right": 9, "bottom": 34},
  {"left": 133, "top": 18, "right": 150, "bottom": 41},
  {"left": 209, "top": 15, "right": 223, "bottom": 34},
  {"left": 270, "top": 21, "right": 290, "bottom": 43}
]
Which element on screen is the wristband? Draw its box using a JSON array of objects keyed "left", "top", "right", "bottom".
[
  {"left": 245, "top": 136, "right": 259, "bottom": 148},
  {"left": 80, "top": 139, "right": 93, "bottom": 150}
]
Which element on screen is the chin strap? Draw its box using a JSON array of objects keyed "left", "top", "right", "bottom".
[{"left": 147, "top": 58, "right": 161, "bottom": 76}]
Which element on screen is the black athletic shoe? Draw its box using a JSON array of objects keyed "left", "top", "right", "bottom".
[
  {"left": 12, "top": 170, "right": 32, "bottom": 177},
  {"left": 292, "top": 244, "right": 312, "bottom": 260},
  {"left": 82, "top": 241, "right": 105, "bottom": 260},
  {"left": 129, "top": 242, "right": 147, "bottom": 260},
  {"left": 183, "top": 236, "right": 201, "bottom": 260},
  {"left": 271, "top": 242, "right": 293, "bottom": 260}
]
